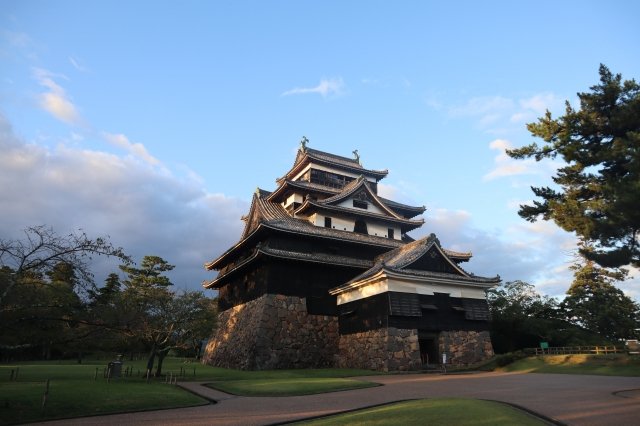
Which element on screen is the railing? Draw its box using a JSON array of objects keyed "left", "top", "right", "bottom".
[{"left": 533, "top": 345, "right": 623, "bottom": 355}]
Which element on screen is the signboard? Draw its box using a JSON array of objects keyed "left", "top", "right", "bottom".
[{"left": 540, "top": 342, "right": 549, "bottom": 349}]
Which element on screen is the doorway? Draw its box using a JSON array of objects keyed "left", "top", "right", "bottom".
[{"left": 418, "top": 331, "right": 439, "bottom": 366}]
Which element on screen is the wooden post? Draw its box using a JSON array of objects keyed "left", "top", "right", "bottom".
[
  {"left": 107, "top": 367, "right": 111, "bottom": 383},
  {"left": 41, "top": 379, "right": 50, "bottom": 409},
  {"left": 193, "top": 367, "right": 196, "bottom": 378},
  {"left": 146, "top": 369, "right": 150, "bottom": 383}
]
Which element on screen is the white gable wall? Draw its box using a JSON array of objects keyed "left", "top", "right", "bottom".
[
  {"left": 337, "top": 198, "right": 385, "bottom": 215},
  {"left": 283, "top": 193, "right": 304, "bottom": 209},
  {"left": 336, "top": 277, "right": 488, "bottom": 305},
  {"left": 309, "top": 212, "right": 400, "bottom": 239}
]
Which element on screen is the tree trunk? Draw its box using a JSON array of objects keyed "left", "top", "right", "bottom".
[
  {"left": 146, "top": 346, "right": 156, "bottom": 377},
  {"left": 155, "top": 348, "right": 170, "bottom": 377}
]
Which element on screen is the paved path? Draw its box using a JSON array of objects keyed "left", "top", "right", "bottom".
[{"left": 29, "top": 372, "right": 640, "bottom": 426}]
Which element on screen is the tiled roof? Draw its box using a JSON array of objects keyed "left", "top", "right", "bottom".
[
  {"left": 205, "top": 194, "right": 404, "bottom": 271},
  {"left": 279, "top": 147, "right": 389, "bottom": 183},
  {"left": 258, "top": 246, "right": 373, "bottom": 269},
  {"left": 378, "top": 196, "right": 426, "bottom": 218},
  {"left": 296, "top": 199, "right": 424, "bottom": 230},
  {"left": 442, "top": 249, "right": 472, "bottom": 260},
  {"left": 304, "top": 148, "right": 364, "bottom": 169},
  {"left": 331, "top": 234, "right": 500, "bottom": 292},
  {"left": 266, "top": 179, "right": 340, "bottom": 202},
  {"left": 204, "top": 244, "right": 372, "bottom": 289},
  {"left": 311, "top": 176, "right": 415, "bottom": 221}
]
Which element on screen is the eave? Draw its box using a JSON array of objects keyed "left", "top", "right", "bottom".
[
  {"left": 204, "top": 219, "right": 405, "bottom": 272},
  {"left": 329, "top": 267, "right": 500, "bottom": 296},
  {"left": 294, "top": 200, "right": 425, "bottom": 232},
  {"left": 204, "top": 245, "right": 373, "bottom": 289},
  {"left": 277, "top": 150, "right": 388, "bottom": 185},
  {"left": 266, "top": 179, "right": 339, "bottom": 203}
]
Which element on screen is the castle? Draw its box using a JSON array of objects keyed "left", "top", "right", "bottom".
[{"left": 202, "top": 140, "right": 499, "bottom": 371}]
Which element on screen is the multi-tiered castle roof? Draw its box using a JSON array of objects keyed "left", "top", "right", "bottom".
[
  {"left": 204, "top": 140, "right": 484, "bottom": 291},
  {"left": 203, "top": 140, "right": 500, "bottom": 371}
]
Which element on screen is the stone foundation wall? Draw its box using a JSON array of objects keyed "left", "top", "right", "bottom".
[
  {"left": 202, "top": 294, "right": 339, "bottom": 370},
  {"left": 337, "top": 327, "right": 421, "bottom": 372},
  {"left": 439, "top": 330, "right": 494, "bottom": 365}
]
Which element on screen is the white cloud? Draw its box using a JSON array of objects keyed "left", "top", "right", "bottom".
[
  {"left": 69, "top": 56, "right": 88, "bottom": 72},
  {"left": 449, "top": 96, "right": 515, "bottom": 117},
  {"left": 483, "top": 138, "right": 537, "bottom": 181},
  {"left": 519, "top": 93, "right": 563, "bottom": 115},
  {"left": 282, "top": 77, "right": 345, "bottom": 98},
  {"left": 411, "top": 206, "right": 583, "bottom": 298},
  {"left": 32, "top": 67, "right": 82, "bottom": 125},
  {"left": 102, "top": 132, "right": 160, "bottom": 166},
  {"left": 448, "top": 92, "right": 565, "bottom": 133},
  {"left": 0, "top": 113, "right": 247, "bottom": 291},
  {"left": 3, "top": 30, "right": 31, "bottom": 48}
]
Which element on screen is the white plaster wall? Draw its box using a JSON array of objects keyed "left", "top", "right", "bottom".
[
  {"left": 368, "top": 222, "right": 400, "bottom": 239},
  {"left": 336, "top": 278, "right": 487, "bottom": 305},
  {"left": 310, "top": 213, "right": 354, "bottom": 231},
  {"left": 283, "top": 193, "right": 303, "bottom": 209},
  {"left": 337, "top": 198, "right": 386, "bottom": 215}
]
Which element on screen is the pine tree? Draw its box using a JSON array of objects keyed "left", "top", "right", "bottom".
[{"left": 507, "top": 65, "right": 640, "bottom": 268}]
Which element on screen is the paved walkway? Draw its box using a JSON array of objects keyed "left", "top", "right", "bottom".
[{"left": 29, "top": 372, "right": 640, "bottom": 426}]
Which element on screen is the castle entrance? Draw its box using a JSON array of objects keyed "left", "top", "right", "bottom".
[{"left": 418, "top": 331, "right": 439, "bottom": 366}]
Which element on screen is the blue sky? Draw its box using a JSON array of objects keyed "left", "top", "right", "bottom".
[{"left": 1, "top": 1, "right": 639, "bottom": 298}]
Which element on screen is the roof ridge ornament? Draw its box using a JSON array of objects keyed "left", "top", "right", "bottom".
[
  {"left": 300, "top": 136, "right": 309, "bottom": 151},
  {"left": 352, "top": 149, "right": 360, "bottom": 164}
]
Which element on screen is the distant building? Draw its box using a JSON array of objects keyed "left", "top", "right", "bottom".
[{"left": 202, "top": 141, "right": 499, "bottom": 371}]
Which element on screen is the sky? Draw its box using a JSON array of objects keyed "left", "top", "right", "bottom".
[{"left": 1, "top": 1, "right": 639, "bottom": 299}]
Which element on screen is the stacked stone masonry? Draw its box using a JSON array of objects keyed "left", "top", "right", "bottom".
[
  {"left": 202, "top": 294, "right": 339, "bottom": 370},
  {"left": 337, "top": 328, "right": 422, "bottom": 372},
  {"left": 439, "top": 330, "right": 494, "bottom": 365}
]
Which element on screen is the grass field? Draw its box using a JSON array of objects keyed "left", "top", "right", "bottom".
[
  {"left": 0, "top": 359, "right": 209, "bottom": 425},
  {"left": 0, "top": 358, "right": 377, "bottom": 425},
  {"left": 294, "top": 398, "right": 548, "bottom": 425},
  {"left": 499, "top": 354, "right": 640, "bottom": 376}
]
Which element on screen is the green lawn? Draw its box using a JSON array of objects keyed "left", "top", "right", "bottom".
[
  {"left": 0, "top": 379, "right": 204, "bottom": 425},
  {"left": 294, "top": 398, "right": 547, "bottom": 425},
  {"left": 0, "top": 359, "right": 378, "bottom": 425},
  {"left": 500, "top": 354, "right": 640, "bottom": 376}
]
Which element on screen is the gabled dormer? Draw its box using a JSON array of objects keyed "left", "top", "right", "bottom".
[
  {"left": 329, "top": 234, "right": 500, "bottom": 305},
  {"left": 294, "top": 176, "right": 424, "bottom": 239}
]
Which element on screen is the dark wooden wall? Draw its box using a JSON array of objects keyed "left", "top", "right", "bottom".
[{"left": 337, "top": 291, "right": 491, "bottom": 335}]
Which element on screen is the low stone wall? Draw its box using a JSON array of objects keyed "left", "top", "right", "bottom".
[
  {"left": 439, "top": 330, "right": 494, "bottom": 365},
  {"left": 202, "top": 294, "right": 339, "bottom": 370},
  {"left": 337, "top": 327, "right": 421, "bottom": 372}
]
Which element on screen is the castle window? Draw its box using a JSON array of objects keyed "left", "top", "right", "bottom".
[
  {"left": 354, "top": 219, "right": 368, "bottom": 235},
  {"left": 353, "top": 199, "right": 368, "bottom": 209},
  {"left": 388, "top": 228, "right": 394, "bottom": 239},
  {"left": 309, "top": 169, "right": 354, "bottom": 189},
  {"left": 324, "top": 217, "right": 332, "bottom": 228}
]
